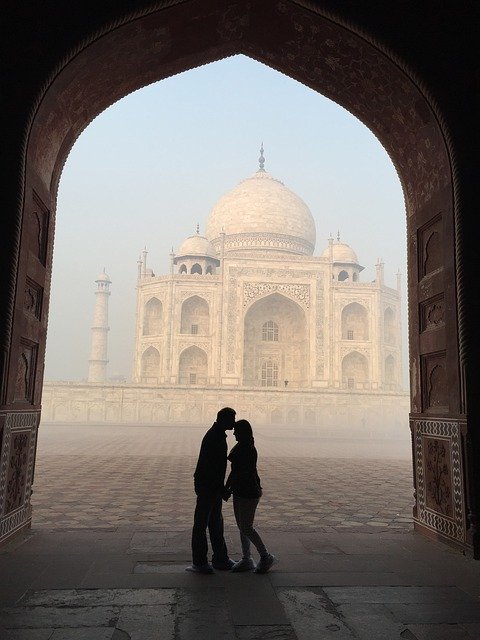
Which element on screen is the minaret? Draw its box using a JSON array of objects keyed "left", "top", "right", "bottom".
[{"left": 88, "top": 269, "right": 111, "bottom": 383}]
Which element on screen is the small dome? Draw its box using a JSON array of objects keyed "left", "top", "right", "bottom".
[
  {"left": 205, "top": 169, "right": 316, "bottom": 255},
  {"left": 177, "top": 234, "right": 217, "bottom": 258},
  {"left": 96, "top": 270, "right": 111, "bottom": 282},
  {"left": 322, "top": 240, "right": 359, "bottom": 264}
]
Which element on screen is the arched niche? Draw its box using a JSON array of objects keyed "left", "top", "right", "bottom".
[
  {"left": 143, "top": 297, "right": 163, "bottom": 336},
  {"left": 178, "top": 345, "right": 208, "bottom": 385},
  {"left": 271, "top": 408, "right": 283, "bottom": 425},
  {"left": 384, "top": 307, "right": 396, "bottom": 345},
  {"left": 141, "top": 346, "right": 160, "bottom": 383},
  {"left": 385, "top": 354, "right": 396, "bottom": 386},
  {"left": 342, "top": 351, "right": 369, "bottom": 388},
  {"left": 180, "top": 295, "right": 210, "bottom": 335},
  {"left": 190, "top": 263, "right": 202, "bottom": 275},
  {"left": 179, "top": 264, "right": 187, "bottom": 274},
  {"left": 338, "top": 270, "right": 349, "bottom": 281},
  {"left": 342, "top": 302, "right": 369, "bottom": 341},
  {"left": 243, "top": 293, "right": 308, "bottom": 387}
]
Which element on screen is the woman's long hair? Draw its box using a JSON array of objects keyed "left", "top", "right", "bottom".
[{"left": 234, "top": 419, "right": 254, "bottom": 445}]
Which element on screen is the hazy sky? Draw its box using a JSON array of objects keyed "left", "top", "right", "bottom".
[{"left": 45, "top": 54, "right": 407, "bottom": 382}]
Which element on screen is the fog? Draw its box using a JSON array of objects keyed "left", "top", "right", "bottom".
[{"left": 44, "top": 55, "right": 407, "bottom": 384}]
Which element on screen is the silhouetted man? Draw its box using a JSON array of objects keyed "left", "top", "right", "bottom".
[{"left": 187, "top": 407, "right": 236, "bottom": 573}]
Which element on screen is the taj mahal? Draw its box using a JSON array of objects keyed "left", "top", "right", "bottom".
[{"left": 42, "top": 149, "right": 409, "bottom": 431}]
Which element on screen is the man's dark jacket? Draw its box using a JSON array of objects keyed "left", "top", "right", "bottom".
[{"left": 194, "top": 422, "right": 227, "bottom": 494}]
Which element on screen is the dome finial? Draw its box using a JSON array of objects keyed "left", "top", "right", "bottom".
[
  {"left": 258, "top": 142, "right": 265, "bottom": 171},
  {"left": 196, "top": 223, "right": 200, "bottom": 235},
  {"left": 337, "top": 230, "right": 341, "bottom": 242}
]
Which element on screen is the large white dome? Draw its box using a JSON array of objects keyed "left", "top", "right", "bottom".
[{"left": 205, "top": 169, "right": 316, "bottom": 256}]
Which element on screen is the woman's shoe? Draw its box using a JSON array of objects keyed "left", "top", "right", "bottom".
[
  {"left": 231, "top": 557, "right": 255, "bottom": 572},
  {"left": 254, "top": 553, "right": 277, "bottom": 574},
  {"left": 212, "top": 558, "right": 237, "bottom": 570}
]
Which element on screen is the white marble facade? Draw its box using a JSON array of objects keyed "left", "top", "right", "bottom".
[{"left": 133, "top": 159, "right": 403, "bottom": 394}]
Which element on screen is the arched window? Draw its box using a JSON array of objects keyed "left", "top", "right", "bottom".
[
  {"left": 179, "top": 264, "right": 187, "bottom": 274},
  {"left": 178, "top": 345, "right": 208, "bottom": 385},
  {"left": 180, "top": 296, "right": 210, "bottom": 334},
  {"left": 261, "top": 360, "right": 278, "bottom": 387},
  {"left": 341, "top": 351, "right": 368, "bottom": 388},
  {"left": 143, "top": 297, "right": 162, "bottom": 335},
  {"left": 205, "top": 265, "right": 213, "bottom": 275},
  {"left": 338, "top": 270, "right": 349, "bottom": 281},
  {"left": 141, "top": 346, "right": 160, "bottom": 382},
  {"left": 352, "top": 272, "right": 359, "bottom": 282},
  {"left": 262, "top": 320, "right": 279, "bottom": 342},
  {"left": 191, "top": 263, "right": 202, "bottom": 274},
  {"left": 341, "top": 302, "right": 369, "bottom": 340}
]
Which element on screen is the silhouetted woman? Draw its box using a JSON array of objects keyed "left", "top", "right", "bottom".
[{"left": 224, "top": 419, "right": 276, "bottom": 573}]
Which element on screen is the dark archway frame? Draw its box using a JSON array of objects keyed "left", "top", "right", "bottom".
[{"left": 0, "top": 0, "right": 474, "bottom": 555}]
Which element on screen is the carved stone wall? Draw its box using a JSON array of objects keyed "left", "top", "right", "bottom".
[
  {"left": 0, "top": 413, "right": 39, "bottom": 543},
  {"left": 412, "top": 418, "right": 465, "bottom": 543},
  {"left": 42, "top": 381, "right": 409, "bottom": 432}
]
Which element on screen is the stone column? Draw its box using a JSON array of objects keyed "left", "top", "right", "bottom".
[{"left": 88, "top": 270, "right": 111, "bottom": 382}]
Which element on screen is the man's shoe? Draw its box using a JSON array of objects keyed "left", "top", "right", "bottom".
[
  {"left": 212, "top": 558, "right": 236, "bottom": 570},
  {"left": 186, "top": 563, "right": 214, "bottom": 574},
  {"left": 231, "top": 557, "right": 255, "bottom": 572},
  {"left": 254, "top": 553, "right": 277, "bottom": 574}
]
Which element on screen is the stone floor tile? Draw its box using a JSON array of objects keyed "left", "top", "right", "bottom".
[
  {"left": 134, "top": 562, "right": 189, "bottom": 574},
  {"left": 227, "top": 574, "right": 289, "bottom": 626},
  {"left": 22, "top": 588, "right": 175, "bottom": 607},
  {"left": 337, "top": 603, "right": 406, "bottom": 640},
  {"left": 324, "top": 586, "right": 476, "bottom": 605},
  {"left": 404, "top": 623, "right": 477, "bottom": 639},
  {"left": 235, "top": 625, "right": 298, "bottom": 639},
  {"left": 115, "top": 604, "right": 175, "bottom": 637},
  {"left": 1, "top": 630, "right": 54, "bottom": 640},
  {"left": 0, "top": 606, "right": 119, "bottom": 629},
  {"left": 277, "top": 588, "right": 356, "bottom": 640},
  {"left": 270, "top": 572, "right": 405, "bottom": 587},
  {"left": 386, "top": 602, "right": 480, "bottom": 625},
  {"left": 50, "top": 629, "right": 114, "bottom": 640},
  {"left": 176, "top": 588, "right": 236, "bottom": 639}
]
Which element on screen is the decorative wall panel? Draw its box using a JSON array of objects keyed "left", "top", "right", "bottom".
[
  {"left": 418, "top": 214, "right": 443, "bottom": 279},
  {"left": 30, "top": 192, "right": 50, "bottom": 265},
  {"left": 243, "top": 282, "right": 310, "bottom": 309},
  {"left": 14, "top": 340, "right": 38, "bottom": 404},
  {"left": 420, "top": 294, "right": 445, "bottom": 332},
  {"left": 413, "top": 419, "right": 465, "bottom": 543},
  {"left": 421, "top": 351, "right": 448, "bottom": 412},
  {"left": 24, "top": 278, "right": 44, "bottom": 320},
  {"left": 0, "top": 412, "right": 39, "bottom": 542}
]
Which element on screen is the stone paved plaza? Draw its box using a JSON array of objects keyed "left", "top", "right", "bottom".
[
  {"left": 31, "top": 424, "right": 413, "bottom": 532},
  {"left": 2, "top": 425, "right": 480, "bottom": 639}
]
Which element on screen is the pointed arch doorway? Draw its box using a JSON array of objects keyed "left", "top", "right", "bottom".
[{"left": 0, "top": 0, "right": 473, "bottom": 556}]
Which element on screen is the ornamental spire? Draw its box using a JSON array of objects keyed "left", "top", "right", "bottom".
[
  {"left": 258, "top": 142, "right": 265, "bottom": 171},
  {"left": 196, "top": 223, "right": 200, "bottom": 235}
]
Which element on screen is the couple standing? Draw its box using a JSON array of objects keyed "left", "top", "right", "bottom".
[{"left": 187, "top": 407, "right": 276, "bottom": 574}]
